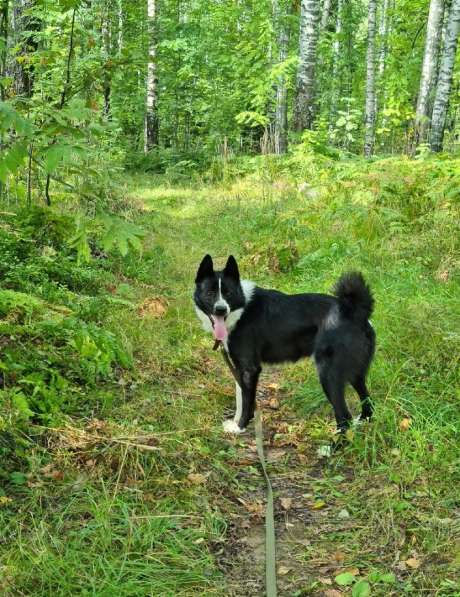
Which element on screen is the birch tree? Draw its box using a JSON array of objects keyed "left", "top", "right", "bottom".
[
  {"left": 293, "top": 0, "right": 320, "bottom": 132},
  {"left": 415, "top": 0, "right": 444, "bottom": 143},
  {"left": 272, "top": 0, "right": 290, "bottom": 153},
  {"left": 0, "top": 0, "right": 8, "bottom": 101},
  {"left": 430, "top": 0, "right": 460, "bottom": 151},
  {"left": 364, "top": 0, "right": 377, "bottom": 157},
  {"left": 321, "top": 0, "right": 332, "bottom": 30},
  {"left": 102, "top": 1, "right": 111, "bottom": 119},
  {"left": 144, "top": 0, "right": 158, "bottom": 152},
  {"left": 329, "top": 0, "right": 343, "bottom": 129}
]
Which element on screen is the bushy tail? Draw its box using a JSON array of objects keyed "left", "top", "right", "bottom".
[{"left": 334, "top": 272, "right": 374, "bottom": 323}]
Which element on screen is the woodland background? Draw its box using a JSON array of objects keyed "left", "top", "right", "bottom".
[{"left": 0, "top": 1, "right": 460, "bottom": 595}]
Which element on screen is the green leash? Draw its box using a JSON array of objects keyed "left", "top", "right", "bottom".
[
  {"left": 216, "top": 342, "right": 278, "bottom": 596},
  {"left": 255, "top": 409, "right": 278, "bottom": 597}
]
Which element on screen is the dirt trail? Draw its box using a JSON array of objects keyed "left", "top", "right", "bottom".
[{"left": 215, "top": 370, "right": 359, "bottom": 597}]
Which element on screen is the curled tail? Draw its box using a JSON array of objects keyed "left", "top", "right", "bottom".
[{"left": 334, "top": 272, "right": 374, "bottom": 323}]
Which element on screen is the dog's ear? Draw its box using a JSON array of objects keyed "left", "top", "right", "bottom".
[
  {"left": 196, "top": 254, "right": 214, "bottom": 283},
  {"left": 223, "top": 255, "right": 240, "bottom": 281}
]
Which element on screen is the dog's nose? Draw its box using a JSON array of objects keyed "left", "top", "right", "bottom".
[{"left": 214, "top": 305, "right": 228, "bottom": 316}]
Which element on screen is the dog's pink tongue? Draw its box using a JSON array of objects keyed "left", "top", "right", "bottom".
[{"left": 213, "top": 316, "right": 228, "bottom": 341}]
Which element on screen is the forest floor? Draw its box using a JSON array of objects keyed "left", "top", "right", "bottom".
[{"left": 2, "top": 156, "right": 460, "bottom": 595}]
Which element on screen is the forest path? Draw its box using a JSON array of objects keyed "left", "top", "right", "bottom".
[{"left": 135, "top": 182, "right": 378, "bottom": 597}]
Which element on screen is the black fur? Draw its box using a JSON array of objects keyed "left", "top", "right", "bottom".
[{"left": 194, "top": 255, "right": 376, "bottom": 434}]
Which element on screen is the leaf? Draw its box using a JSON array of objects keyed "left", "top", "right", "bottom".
[
  {"left": 352, "top": 581, "right": 370, "bottom": 597},
  {"left": 311, "top": 499, "right": 327, "bottom": 509},
  {"left": 12, "top": 392, "right": 33, "bottom": 419},
  {"left": 187, "top": 473, "right": 207, "bottom": 485},
  {"left": 335, "top": 572, "right": 356, "bottom": 586},
  {"left": 405, "top": 557, "right": 421, "bottom": 569},
  {"left": 278, "top": 565, "right": 290, "bottom": 576},
  {"left": 10, "top": 471, "right": 28, "bottom": 485},
  {"left": 380, "top": 572, "right": 396, "bottom": 584},
  {"left": 137, "top": 297, "right": 168, "bottom": 318},
  {"left": 399, "top": 418, "right": 411, "bottom": 431},
  {"left": 280, "top": 497, "right": 293, "bottom": 510}
]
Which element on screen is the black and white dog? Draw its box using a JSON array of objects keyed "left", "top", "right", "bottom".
[{"left": 194, "top": 255, "right": 375, "bottom": 435}]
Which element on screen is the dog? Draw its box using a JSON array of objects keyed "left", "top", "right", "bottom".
[{"left": 194, "top": 254, "right": 375, "bottom": 435}]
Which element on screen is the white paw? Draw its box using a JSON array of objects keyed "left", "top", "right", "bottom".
[{"left": 223, "top": 419, "right": 245, "bottom": 434}]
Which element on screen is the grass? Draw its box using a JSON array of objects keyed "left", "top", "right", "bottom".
[{"left": 1, "top": 153, "right": 460, "bottom": 595}]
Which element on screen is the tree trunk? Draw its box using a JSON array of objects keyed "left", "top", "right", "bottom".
[
  {"left": 272, "top": 0, "right": 290, "bottom": 153},
  {"left": 102, "top": 1, "right": 111, "bottom": 119},
  {"left": 0, "top": 0, "right": 8, "bottom": 101},
  {"left": 364, "top": 0, "right": 377, "bottom": 157},
  {"left": 144, "top": 0, "right": 159, "bottom": 153},
  {"left": 117, "top": 0, "right": 123, "bottom": 55},
  {"left": 329, "top": 0, "right": 343, "bottom": 131},
  {"left": 293, "top": 0, "right": 320, "bottom": 132},
  {"left": 321, "top": 0, "right": 332, "bottom": 29},
  {"left": 430, "top": 0, "right": 460, "bottom": 151},
  {"left": 415, "top": 0, "right": 444, "bottom": 143},
  {"left": 11, "top": 0, "right": 38, "bottom": 98}
]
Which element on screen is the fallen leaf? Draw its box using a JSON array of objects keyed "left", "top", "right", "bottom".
[
  {"left": 266, "top": 383, "right": 280, "bottom": 391},
  {"left": 405, "top": 557, "right": 421, "bottom": 569},
  {"left": 137, "top": 297, "right": 168, "bottom": 318},
  {"left": 333, "top": 551, "right": 346, "bottom": 562},
  {"left": 399, "top": 418, "right": 411, "bottom": 431},
  {"left": 187, "top": 473, "right": 207, "bottom": 485},
  {"left": 436, "top": 270, "right": 449, "bottom": 282},
  {"left": 335, "top": 572, "right": 356, "bottom": 586},
  {"left": 319, "top": 577, "right": 333, "bottom": 585},
  {"left": 278, "top": 565, "right": 291, "bottom": 576},
  {"left": 324, "top": 590, "right": 343, "bottom": 597},
  {"left": 268, "top": 397, "right": 280, "bottom": 410},
  {"left": 342, "top": 567, "right": 360, "bottom": 576},
  {"left": 267, "top": 449, "right": 287, "bottom": 462},
  {"left": 280, "top": 497, "right": 293, "bottom": 511},
  {"left": 311, "top": 499, "right": 327, "bottom": 510}
]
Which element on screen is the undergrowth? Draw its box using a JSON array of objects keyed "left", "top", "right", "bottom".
[{"left": 1, "top": 153, "right": 459, "bottom": 595}]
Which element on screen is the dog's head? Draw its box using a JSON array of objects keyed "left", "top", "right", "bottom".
[{"left": 194, "top": 254, "right": 246, "bottom": 341}]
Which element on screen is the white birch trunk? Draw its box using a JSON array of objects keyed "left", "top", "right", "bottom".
[
  {"left": 144, "top": 0, "right": 159, "bottom": 152},
  {"left": 430, "top": 0, "right": 460, "bottom": 151},
  {"left": 374, "top": 0, "right": 390, "bottom": 117},
  {"left": 415, "top": 0, "right": 444, "bottom": 142},
  {"left": 102, "top": 2, "right": 111, "bottom": 119},
  {"left": 329, "top": 0, "right": 342, "bottom": 130},
  {"left": 321, "top": 0, "right": 332, "bottom": 29},
  {"left": 364, "top": 0, "right": 377, "bottom": 157},
  {"left": 272, "top": 0, "right": 290, "bottom": 153},
  {"left": 293, "top": 0, "right": 320, "bottom": 132},
  {"left": 118, "top": 0, "right": 123, "bottom": 55}
]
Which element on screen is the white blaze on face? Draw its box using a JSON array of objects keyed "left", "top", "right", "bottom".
[{"left": 212, "top": 278, "right": 230, "bottom": 341}]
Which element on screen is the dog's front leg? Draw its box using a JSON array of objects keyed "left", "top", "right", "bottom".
[{"left": 223, "top": 367, "right": 260, "bottom": 435}]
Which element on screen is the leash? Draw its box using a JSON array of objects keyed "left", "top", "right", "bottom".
[
  {"left": 215, "top": 339, "right": 278, "bottom": 597},
  {"left": 255, "top": 408, "right": 277, "bottom": 597}
]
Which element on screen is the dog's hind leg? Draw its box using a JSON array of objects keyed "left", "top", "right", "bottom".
[
  {"left": 318, "top": 368, "right": 351, "bottom": 433},
  {"left": 351, "top": 375, "right": 373, "bottom": 420}
]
